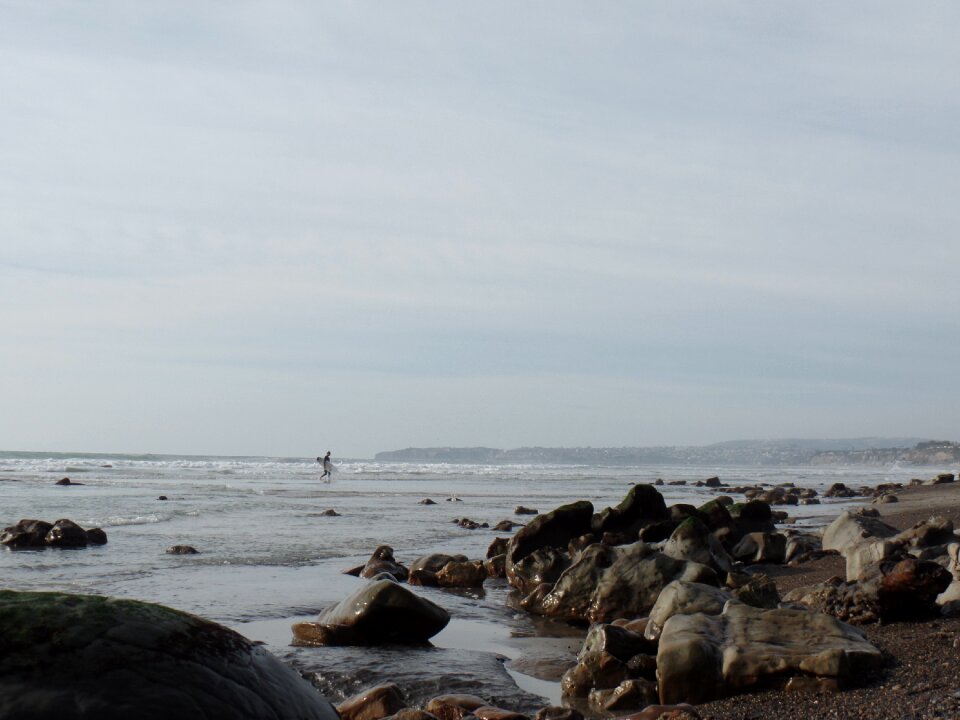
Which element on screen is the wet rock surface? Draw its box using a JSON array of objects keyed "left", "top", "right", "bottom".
[{"left": 0, "top": 590, "right": 338, "bottom": 720}]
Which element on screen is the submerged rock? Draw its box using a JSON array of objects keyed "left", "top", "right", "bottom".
[
  {"left": 292, "top": 577, "right": 450, "bottom": 646},
  {"left": 338, "top": 683, "right": 407, "bottom": 720},
  {"left": 0, "top": 590, "right": 338, "bottom": 720},
  {"left": 1, "top": 518, "right": 107, "bottom": 549}
]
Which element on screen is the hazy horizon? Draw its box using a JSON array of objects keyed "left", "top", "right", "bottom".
[{"left": 3, "top": 3, "right": 959, "bottom": 459}]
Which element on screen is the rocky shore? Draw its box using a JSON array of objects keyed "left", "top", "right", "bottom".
[{"left": 294, "top": 477, "right": 960, "bottom": 720}]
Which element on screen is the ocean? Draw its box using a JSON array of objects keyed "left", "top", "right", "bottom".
[{"left": 0, "top": 451, "right": 927, "bottom": 708}]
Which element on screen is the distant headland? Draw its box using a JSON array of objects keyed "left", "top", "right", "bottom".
[{"left": 374, "top": 438, "right": 960, "bottom": 466}]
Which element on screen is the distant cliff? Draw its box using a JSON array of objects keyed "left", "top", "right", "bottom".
[{"left": 373, "top": 438, "right": 951, "bottom": 466}]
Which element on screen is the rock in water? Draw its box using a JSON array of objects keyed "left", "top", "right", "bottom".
[
  {"left": 0, "top": 590, "right": 338, "bottom": 720},
  {"left": 292, "top": 577, "right": 450, "bottom": 646},
  {"left": 656, "top": 601, "right": 883, "bottom": 704}
]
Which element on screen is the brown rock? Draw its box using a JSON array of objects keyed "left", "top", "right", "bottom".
[
  {"left": 338, "top": 684, "right": 407, "bottom": 720},
  {"left": 424, "top": 694, "right": 487, "bottom": 720}
]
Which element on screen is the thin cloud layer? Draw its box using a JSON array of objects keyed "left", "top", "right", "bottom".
[{"left": 2, "top": 2, "right": 958, "bottom": 457}]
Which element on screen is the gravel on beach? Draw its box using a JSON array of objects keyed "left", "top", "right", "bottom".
[{"left": 695, "top": 481, "right": 960, "bottom": 720}]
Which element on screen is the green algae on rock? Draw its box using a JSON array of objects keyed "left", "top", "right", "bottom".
[{"left": 0, "top": 590, "right": 338, "bottom": 720}]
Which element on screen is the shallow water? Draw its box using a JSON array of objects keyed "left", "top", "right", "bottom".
[{"left": 0, "top": 452, "right": 927, "bottom": 705}]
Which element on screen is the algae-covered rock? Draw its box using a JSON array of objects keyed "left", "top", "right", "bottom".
[{"left": 0, "top": 590, "right": 337, "bottom": 720}]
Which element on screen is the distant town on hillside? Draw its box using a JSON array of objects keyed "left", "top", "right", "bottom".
[{"left": 373, "top": 439, "right": 960, "bottom": 466}]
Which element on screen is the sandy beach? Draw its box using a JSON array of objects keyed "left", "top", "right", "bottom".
[{"left": 692, "top": 481, "right": 960, "bottom": 720}]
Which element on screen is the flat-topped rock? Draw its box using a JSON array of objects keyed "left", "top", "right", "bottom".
[{"left": 657, "top": 601, "right": 883, "bottom": 704}]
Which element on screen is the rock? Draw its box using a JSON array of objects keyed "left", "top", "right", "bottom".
[
  {"left": 936, "top": 544, "right": 960, "bottom": 609},
  {"left": 784, "top": 532, "right": 823, "bottom": 564},
  {"left": 561, "top": 622, "right": 655, "bottom": 697},
  {"left": 425, "top": 694, "right": 488, "bottom": 720},
  {"left": 292, "top": 577, "right": 450, "bottom": 646},
  {"left": 485, "top": 554, "right": 506, "bottom": 578},
  {"left": 515, "top": 506, "right": 539, "bottom": 515},
  {"left": 821, "top": 511, "right": 898, "bottom": 554},
  {"left": 166, "top": 545, "right": 199, "bottom": 554},
  {"left": 474, "top": 707, "right": 529, "bottom": 720},
  {"left": 824, "top": 483, "right": 857, "bottom": 498},
  {"left": 522, "top": 541, "right": 717, "bottom": 624},
  {"left": 895, "top": 516, "right": 955, "bottom": 548},
  {"left": 45, "top": 519, "right": 89, "bottom": 547},
  {"left": 320, "top": 508, "right": 341, "bottom": 516},
  {"left": 730, "top": 573, "right": 781, "bottom": 609},
  {"left": 410, "top": 554, "right": 469, "bottom": 575},
  {"left": 644, "top": 581, "right": 733, "bottom": 641},
  {"left": 661, "top": 517, "right": 733, "bottom": 575},
  {"left": 704, "top": 476, "right": 722, "bottom": 488},
  {"left": 0, "top": 590, "right": 338, "bottom": 720},
  {"left": 388, "top": 712, "right": 440, "bottom": 720},
  {"left": 784, "top": 676, "right": 840, "bottom": 693},
  {"left": 487, "top": 538, "right": 510, "bottom": 558},
  {"left": 361, "top": 546, "right": 410, "bottom": 582},
  {"left": 506, "top": 501, "right": 593, "bottom": 591},
  {"left": 727, "top": 500, "right": 776, "bottom": 536},
  {"left": 436, "top": 560, "right": 486, "bottom": 588},
  {"left": 85, "top": 527, "right": 108, "bottom": 545},
  {"left": 420, "top": 499, "right": 437, "bottom": 505},
  {"left": 588, "top": 678, "right": 658, "bottom": 712},
  {"left": 509, "top": 547, "right": 571, "bottom": 595},
  {"left": 446, "top": 497, "right": 462, "bottom": 502},
  {"left": 788, "top": 557, "right": 953, "bottom": 624},
  {"left": 620, "top": 704, "right": 701, "bottom": 720},
  {"left": 930, "top": 473, "right": 956, "bottom": 485},
  {"left": 656, "top": 602, "right": 883, "bottom": 704},
  {"left": 0, "top": 519, "right": 53, "bottom": 548},
  {"left": 533, "top": 706, "right": 583, "bottom": 720},
  {"left": 591, "top": 484, "right": 669, "bottom": 536},
  {"left": 55, "top": 477, "right": 83, "bottom": 486},
  {"left": 731, "top": 532, "right": 787, "bottom": 564},
  {"left": 493, "top": 520, "right": 520, "bottom": 532},
  {"left": 873, "top": 494, "right": 898, "bottom": 504},
  {"left": 338, "top": 683, "right": 407, "bottom": 720},
  {"left": 695, "top": 499, "right": 733, "bottom": 535},
  {"left": 158, "top": 495, "right": 168, "bottom": 500}
]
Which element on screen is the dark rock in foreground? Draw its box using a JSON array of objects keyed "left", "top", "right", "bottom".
[{"left": 0, "top": 590, "right": 337, "bottom": 720}]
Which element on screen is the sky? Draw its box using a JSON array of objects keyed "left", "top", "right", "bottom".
[{"left": 2, "top": 2, "right": 959, "bottom": 459}]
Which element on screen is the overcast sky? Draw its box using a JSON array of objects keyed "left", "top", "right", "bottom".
[{"left": 2, "top": 2, "right": 959, "bottom": 459}]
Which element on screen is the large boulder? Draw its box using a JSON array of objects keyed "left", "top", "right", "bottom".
[
  {"left": 0, "top": 519, "right": 52, "bottom": 548},
  {"left": 644, "top": 581, "right": 733, "bottom": 642},
  {"left": 786, "top": 557, "right": 953, "bottom": 624},
  {"left": 821, "top": 511, "right": 897, "bottom": 554},
  {"left": 361, "top": 546, "right": 410, "bottom": 582},
  {"left": 591, "top": 484, "right": 669, "bottom": 536},
  {"left": 522, "top": 541, "right": 717, "bottom": 624},
  {"left": 292, "top": 577, "right": 450, "bottom": 645},
  {"left": 0, "top": 590, "right": 338, "bottom": 720},
  {"left": 506, "top": 501, "right": 593, "bottom": 590},
  {"left": 661, "top": 517, "right": 732, "bottom": 575},
  {"left": 656, "top": 602, "right": 883, "bottom": 704}
]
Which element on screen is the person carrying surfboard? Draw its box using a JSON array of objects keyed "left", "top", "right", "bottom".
[{"left": 319, "top": 451, "right": 333, "bottom": 482}]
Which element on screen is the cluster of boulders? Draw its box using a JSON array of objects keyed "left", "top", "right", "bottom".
[
  {"left": 1, "top": 518, "right": 107, "bottom": 548},
  {"left": 784, "top": 508, "right": 960, "bottom": 622},
  {"left": 343, "top": 544, "right": 501, "bottom": 589},
  {"left": 333, "top": 683, "right": 697, "bottom": 720}
]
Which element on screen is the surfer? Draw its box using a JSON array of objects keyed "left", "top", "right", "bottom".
[{"left": 318, "top": 451, "right": 333, "bottom": 482}]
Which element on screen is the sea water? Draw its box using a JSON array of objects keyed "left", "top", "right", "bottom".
[{"left": 0, "top": 451, "right": 927, "bottom": 707}]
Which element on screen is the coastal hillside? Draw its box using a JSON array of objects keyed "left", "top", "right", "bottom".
[{"left": 373, "top": 439, "right": 957, "bottom": 466}]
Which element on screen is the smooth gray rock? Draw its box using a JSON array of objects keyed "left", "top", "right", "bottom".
[
  {"left": 656, "top": 601, "right": 883, "bottom": 705},
  {"left": 0, "top": 590, "right": 337, "bottom": 720}
]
